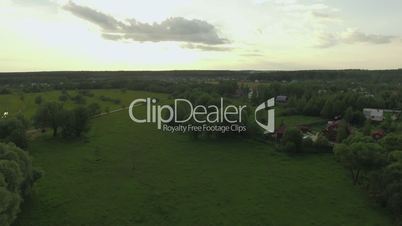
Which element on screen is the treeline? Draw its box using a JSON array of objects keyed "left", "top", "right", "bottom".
[
  {"left": 248, "top": 69, "right": 402, "bottom": 83},
  {"left": 1, "top": 70, "right": 401, "bottom": 94},
  {"left": 251, "top": 82, "right": 402, "bottom": 121}
]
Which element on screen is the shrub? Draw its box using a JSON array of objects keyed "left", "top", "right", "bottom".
[{"left": 281, "top": 128, "right": 303, "bottom": 153}]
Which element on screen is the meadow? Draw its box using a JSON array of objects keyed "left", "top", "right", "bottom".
[
  {"left": 5, "top": 90, "right": 392, "bottom": 226},
  {"left": 0, "top": 89, "right": 167, "bottom": 118}
]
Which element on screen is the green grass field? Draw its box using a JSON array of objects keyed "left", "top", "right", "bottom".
[
  {"left": 0, "top": 89, "right": 167, "bottom": 119},
  {"left": 10, "top": 91, "right": 392, "bottom": 226}
]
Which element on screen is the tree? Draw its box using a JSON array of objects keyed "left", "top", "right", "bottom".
[
  {"left": 72, "top": 107, "right": 90, "bottom": 137},
  {"left": 61, "top": 107, "right": 91, "bottom": 138},
  {"left": 381, "top": 134, "right": 402, "bottom": 152},
  {"left": 344, "top": 107, "right": 354, "bottom": 123},
  {"left": 72, "top": 94, "right": 86, "bottom": 105},
  {"left": 362, "top": 120, "right": 372, "bottom": 136},
  {"left": 33, "top": 102, "right": 64, "bottom": 137},
  {"left": 0, "top": 118, "right": 28, "bottom": 149},
  {"left": 34, "top": 96, "right": 43, "bottom": 105},
  {"left": 314, "top": 134, "right": 331, "bottom": 152},
  {"left": 321, "top": 99, "right": 334, "bottom": 119},
  {"left": 87, "top": 103, "right": 101, "bottom": 116},
  {"left": 381, "top": 114, "right": 396, "bottom": 132},
  {"left": 0, "top": 142, "right": 41, "bottom": 226},
  {"left": 334, "top": 142, "right": 386, "bottom": 185},
  {"left": 59, "top": 94, "right": 68, "bottom": 102},
  {"left": 336, "top": 121, "right": 349, "bottom": 143},
  {"left": 280, "top": 128, "right": 303, "bottom": 153}
]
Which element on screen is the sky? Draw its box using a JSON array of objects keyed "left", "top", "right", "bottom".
[{"left": 0, "top": 0, "right": 401, "bottom": 71}]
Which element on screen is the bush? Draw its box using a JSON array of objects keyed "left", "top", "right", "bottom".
[
  {"left": 280, "top": 128, "right": 303, "bottom": 153},
  {"left": 34, "top": 96, "right": 43, "bottom": 105},
  {"left": 313, "top": 134, "right": 332, "bottom": 152},
  {"left": 59, "top": 94, "right": 68, "bottom": 102},
  {"left": 87, "top": 103, "right": 101, "bottom": 116},
  {"left": 71, "top": 94, "right": 86, "bottom": 105}
]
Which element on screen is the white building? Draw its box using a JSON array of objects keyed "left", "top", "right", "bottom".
[
  {"left": 363, "top": 109, "right": 402, "bottom": 122},
  {"left": 363, "top": 108, "right": 384, "bottom": 121}
]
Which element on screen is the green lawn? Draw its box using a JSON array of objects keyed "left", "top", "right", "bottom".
[
  {"left": 13, "top": 96, "right": 392, "bottom": 226},
  {"left": 276, "top": 115, "right": 326, "bottom": 130}
]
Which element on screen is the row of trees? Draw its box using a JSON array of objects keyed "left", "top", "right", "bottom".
[
  {"left": 33, "top": 102, "right": 92, "bottom": 139},
  {"left": 334, "top": 133, "right": 402, "bottom": 221},
  {"left": 0, "top": 142, "right": 41, "bottom": 226}
]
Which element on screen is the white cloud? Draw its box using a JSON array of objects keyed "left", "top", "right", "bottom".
[
  {"left": 63, "top": 1, "right": 228, "bottom": 47},
  {"left": 316, "top": 28, "right": 397, "bottom": 48}
]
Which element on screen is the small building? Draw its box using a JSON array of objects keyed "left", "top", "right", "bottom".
[
  {"left": 363, "top": 108, "right": 384, "bottom": 122},
  {"left": 276, "top": 95, "right": 288, "bottom": 103}
]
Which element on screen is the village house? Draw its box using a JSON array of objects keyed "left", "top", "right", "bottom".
[
  {"left": 363, "top": 108, "right": 384, "bottom": 122},
  {"left": 363, "top": 108, "right": 401, "bottom": 122}
]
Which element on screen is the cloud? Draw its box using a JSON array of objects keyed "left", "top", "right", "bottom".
[
  {"left": 182, "top": 43, "right": 232, "bottom": 51},
  {"left": 316, "top": 32, "right": 340, "bottom": 48},
  {"left": 316, "top": 29, "right": 397, "bottom": 48},
  {"left": 11, "top": 0, "right": 58, "bottom": 9},
  {"left": 340, "top": 29, "right": 395, "bottom": 44},
  {"left": 63, "top": 1, "right": 228, "bottom": 47},
  {"left": 310, "top": 10, "right": 339, "bottom": 21}
]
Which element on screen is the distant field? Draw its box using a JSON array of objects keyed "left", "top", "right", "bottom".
[{"left": 13, "top": 94, "right": 392, "bottom": 226}]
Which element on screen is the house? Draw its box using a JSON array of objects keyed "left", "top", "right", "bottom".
[
  {"left": 276, "top": 95, "right": 288, "bottom": 103},
  {"left": 363, "top": 108, "right": 401, "bottom": 122},
  {"left": 363, "top": 108, "right": 384, "bottom": 122}
]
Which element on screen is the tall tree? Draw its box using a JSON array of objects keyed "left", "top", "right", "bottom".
[{"left": 33, "top": 102, "right": 64, "bottom": 137}]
